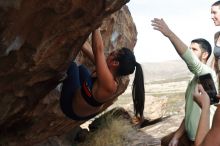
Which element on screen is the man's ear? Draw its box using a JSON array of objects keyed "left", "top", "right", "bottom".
[{"left": 202, "top": 52, "right": 209, "bottom": 60}]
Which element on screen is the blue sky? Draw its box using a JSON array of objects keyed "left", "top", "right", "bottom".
[{"left": 127, "top": 0, "right": 219, "bottom": 63}]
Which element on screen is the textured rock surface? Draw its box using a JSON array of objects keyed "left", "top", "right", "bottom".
[{"left": 0, "top": 0, "right": 137, "bottom": 145}]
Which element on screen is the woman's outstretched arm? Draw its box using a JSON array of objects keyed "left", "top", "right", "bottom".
[
  {"left": 92, "top": 28, "right": 117, "bottom": 100},
  {"left": 81, "top": 41, "right": 95, "bottom": 64}
]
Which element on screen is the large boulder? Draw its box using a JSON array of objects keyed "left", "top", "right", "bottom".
[{"left": 0, "top": 0, "right": 137, "bottom": 145}]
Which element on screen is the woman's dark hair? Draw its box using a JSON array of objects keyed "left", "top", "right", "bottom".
[{"left": 116, "top": 47, "right": 145, "bottom": 118}]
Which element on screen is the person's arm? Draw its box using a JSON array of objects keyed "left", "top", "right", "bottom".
[
  {"left": 81, "top": 41, "right": 95, "bottom": 64},
  {"left": 151, "top": 18, "right": 188, "bottom": 56},
  {"left": 193, "top": 84, "right": 210, "bottom": 146},
  {"left": 214, "top": 56, "right": 219, "bottom": 73},
  {"left": 151, "top": 18, "right": 209, "bottom": 75},
  {"left": 169, "top": 119, "right": 185, "bottom": 146},
  {"left": 208, "top": 53, "right": 215, "bottom": 71},
  {"left": 200, "top": 107, "right": 220, "bottom": 146},
  {"left": 92, "top": 29, "right": 117, "bottom": 100}
]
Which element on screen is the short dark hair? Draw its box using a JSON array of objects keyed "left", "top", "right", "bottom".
[
  {"left": 191, "top": 38, "right": 212, "bottom": 60},
  {"left": 212, "top": 1, "right": 220, "bottom": 6}
]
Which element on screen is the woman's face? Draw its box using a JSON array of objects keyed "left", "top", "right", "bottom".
[
  {"left": 106, "top": 50, "right": 119, "bottom": 66},
  {"left": 211, "top": 5, "right": 220, "bottom": 26}
]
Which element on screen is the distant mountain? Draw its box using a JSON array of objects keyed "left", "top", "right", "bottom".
[{"left": 139, "top": 60, "right": 192, "bottom": 83}]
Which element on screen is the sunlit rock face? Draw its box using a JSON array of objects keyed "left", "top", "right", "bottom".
[{"left": 0, "top": 0, "right": 137, "bottom": 145}]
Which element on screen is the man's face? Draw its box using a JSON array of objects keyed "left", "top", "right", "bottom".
[
  {"left": 211, "top": 5, "right": 220, "bottom": 26},
  {"left": 190, "top": 42, "right": 203, "bottom": 60}
]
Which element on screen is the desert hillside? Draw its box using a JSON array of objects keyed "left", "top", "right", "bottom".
[
  {"left": 127, "top": 60, "right": 192, "bottom": 95},
  {"left": 141, "top": 60, "right": 192, "bottom": 83}
]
